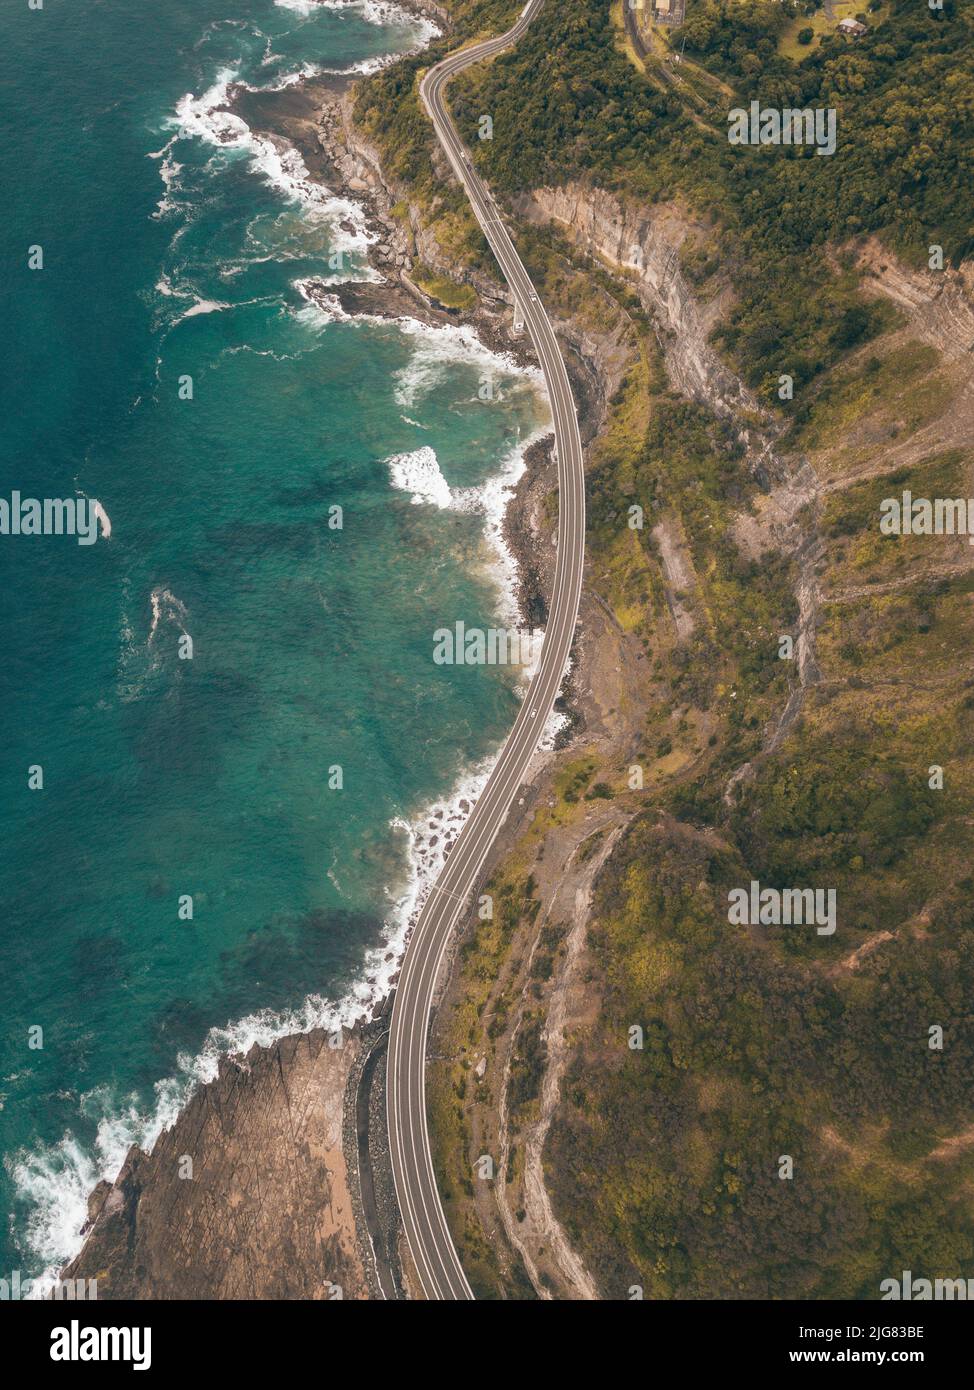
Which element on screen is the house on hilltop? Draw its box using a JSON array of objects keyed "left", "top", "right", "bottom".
[{"left": 837, "top": 16, "right": 868, "bottom": 38}]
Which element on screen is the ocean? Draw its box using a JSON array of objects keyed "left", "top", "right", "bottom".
[{"left": 0, "top": 0, "right": 547, "bottom": 1283}]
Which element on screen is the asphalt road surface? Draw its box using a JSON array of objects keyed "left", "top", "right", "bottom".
[{"left": 385, "top": 0, "right": 586, "bottom": 1301}]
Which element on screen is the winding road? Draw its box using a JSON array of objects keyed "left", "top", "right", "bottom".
[{"left": 385, "top": 0, "right": 587, "bottom": 1300}]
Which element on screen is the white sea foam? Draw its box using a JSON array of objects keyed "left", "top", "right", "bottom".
[
  {"left": 452, "top": 425, "right": 550, "bottom": 630},
  {"left": 148, "top": 136, "right": 184, "bottom": 220},
  {"left": 153, "top": 274, "right": 255, "bottom": 331},
  {"left": 386, "top": 446, "right": 453, "bottom": 508},
  {"left": 293, "top": 278, "right": 353, "bottom": 324},
  {"left": 115, "top": 585, "right": 189, "bottom": 706},
  {"left": 148, "top": 586, "right": 189, "bottom": 643},
  {"left": 324, "top": 52, "right": 397, "bottom": 76},
  {"left": 171, "top": 69, "right": 251, "bottom": 149},
  {"left": 178, "top": 297, "right": 231, "bottom": 322},
  {"left": 393, "top": 315, "right": 543, "bottom": 409},
  {"left": 70, "top": 492, "right": 112, "bottom": 542},
  {"left": 168, "top": 71, "right": 374, "bottom": 255},
  {"left": 383, "top": 425, "right": 551, "bottom": 633},
  {"left": 291, "top": 284, "right": 545, "bottom": 417},
  {"left": 238, "top": 61, "right": 324, "bottom": 92},
  {"left": 276, "top": 0, "right": 441, "bottom": 46},
  {"left": 292, "top": 278, "right": 551, "bottom": 630},
  {"left": 8, "top": 1136, "right": 104, "bottom": 1289}
]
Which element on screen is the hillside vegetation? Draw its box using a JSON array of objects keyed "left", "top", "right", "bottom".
[{"left": 356, "top": 0, "right": 974, "bottom": 1297}]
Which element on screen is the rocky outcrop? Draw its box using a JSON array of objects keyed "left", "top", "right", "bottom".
[
  {"left": 326, "top": 91, "right": 512, "bottom": 313},
  {"left": 62, "top": 1029, "right": 370, "bottom": 1300}
]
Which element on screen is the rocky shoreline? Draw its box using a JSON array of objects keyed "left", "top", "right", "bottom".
[
  {"left": 223, "top": 63, "right": 554, "bottom": 596},
  {"left": 62, "top": 1026, "right": 370, "bottom": 1299},
  {"left": 224, "top": 65, "right": 537, "bottom": 361},
  {"left": 56, "top": 35, "right": 569, "bottom": 1300}
]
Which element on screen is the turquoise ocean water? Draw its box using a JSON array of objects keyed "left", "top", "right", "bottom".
[{"left": 0, "top": 0, "right": 546, "bottom": 1281}]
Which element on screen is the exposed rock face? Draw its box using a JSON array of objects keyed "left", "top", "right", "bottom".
[
  {"left": 853, "top": 238, "right": 974, "bottom": 363},
  {"left": 516, "top": 185, "right": 758, "bottom": 420},
  {"left": 516, "top": 181, "right": 827, "bottom": 778},
  {"left": 62, "top": 1029, "right": 369, "bottom": 1300}
]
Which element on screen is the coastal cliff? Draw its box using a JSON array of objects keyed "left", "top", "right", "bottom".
[{"left": 517, "top": 186, "right": 752, "bottom": 419}]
